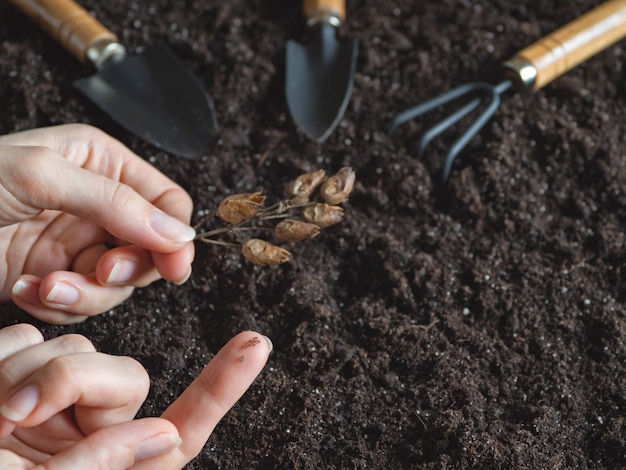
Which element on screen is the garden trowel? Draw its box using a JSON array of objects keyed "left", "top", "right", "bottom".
[
  {"left": 286, "top": 0, "right": 358, "bottom": 143},
  {"left": 9, "top": 0, "right": 217, "bottom": 159}
]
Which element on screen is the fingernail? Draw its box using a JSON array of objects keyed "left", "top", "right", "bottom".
[
  {"left": 262, "top": 335, "right": 273, "bottom": 354},
  {"left": 106, "top": 258, "right": 137, "bottom": 284},
  {"left": 150, "top": 209, "right": 196, "bottom": 244},
  {"left": 11, "top": 278, "right": 40, "bottom": 305},
  {"left": 46, "top": 281, "right": 80, "bottom": 305},
  {"left": 173, "top": 266, "right": 192, "bottom": 286},
  {"left": 135, "top": 433, "right": 182, "bottom": 461},
  {"left": 0, "top": 384, "right": 39, "bottom": 422}
]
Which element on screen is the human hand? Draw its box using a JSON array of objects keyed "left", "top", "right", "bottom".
[
  {"left": 0, "top": 124, "right": 196, "bottom": 324},
  {"left": 0, "top": 323, "right": 272, "bottom": 469}
]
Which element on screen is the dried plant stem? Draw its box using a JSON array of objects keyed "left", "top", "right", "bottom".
[
  {"left": 193, "top": 198, "right": 314, "bottom": 245},
  {"left": 197, "top": 238, "right": 240, "bottom": 248},
  {"left": 195, "top": 226, "right": 273, "bottom": 239},
  {"left": 193, "top": 212, "right": 217, "bottom": 230}
]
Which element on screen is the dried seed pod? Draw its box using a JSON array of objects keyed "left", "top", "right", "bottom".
[
  {"left": 242, "top": 239, "right": 290, "bottom": 266},
  {"left": 302, "top": 203, "right": 344, "bottom": 228},
  {"left": 320, "top": 167, "right": 355, "bottom": 205},
  {"left": 275, "top": 218, "right": 320, "bottom": 242},
  {"left": 288, "top": 169, "right": 326, "bottom": 201},
  {"left": 217, "top": 192, "right": 265, "bottom": 224}
]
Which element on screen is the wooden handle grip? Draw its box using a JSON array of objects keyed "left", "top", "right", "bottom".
[
  {"left": 9, "top": 0, "right": 118, "bottom": 64},
  {"left": 304, "top": 0, "right": 346, "bottom": 22},
  {"left": 514, "top": 0, "right": 626, "bottom": 90}
]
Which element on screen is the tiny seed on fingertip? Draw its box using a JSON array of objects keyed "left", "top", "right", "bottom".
[
  {"left": 241, "top": 337, "right": 261, "bottom": 349},
  {"left": 239, "top": 356, "right": 245, "bottom": 362}
]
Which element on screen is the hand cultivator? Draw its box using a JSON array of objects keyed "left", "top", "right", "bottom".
[{"left": 388, "top": 0, "right": 626, "bottom": 183}]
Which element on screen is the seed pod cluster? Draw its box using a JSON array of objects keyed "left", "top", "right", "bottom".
[{"left": 194, "top": 167, "right": 355, "bottom": 266}]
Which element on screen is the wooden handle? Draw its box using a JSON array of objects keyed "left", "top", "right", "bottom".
[
  {"left": 304, "top": 0, "right": 345, "bottom": 22},
  {"left": 514, "top": 0, "right": 626, "bottom": 90},
  {"left": 9, "top": 0, "right": 118, "bottom": 64}
]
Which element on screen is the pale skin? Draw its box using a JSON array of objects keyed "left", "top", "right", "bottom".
[
  {"left": 0, "top": 124, "right": 197, "bottom": 324},
  {"left": 0, "top": 323, "right": 272, "bottom": 468},
  {"left": 0, "top": 124, "right": 272, "bottom": 467}
]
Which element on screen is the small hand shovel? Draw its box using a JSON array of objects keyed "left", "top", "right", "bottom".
[
  {"left": 10, "top": 0, "right": 218, "bottom": 159},
  {"left": 286, "top": 0, "right": 359, "bottom": 143}
]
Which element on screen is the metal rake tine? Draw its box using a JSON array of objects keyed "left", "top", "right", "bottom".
[
  {"left": 416, "top": 97, "right": 481, "bottom": 157},
  {"left": 387, "top": 81, "right": 485, "bottom": 135},
  {"left": 440, "top": 80, "right": 513, "bottom": 183},
  {"left": 417, "top": 82, "right": 498, "bottom": 158}
]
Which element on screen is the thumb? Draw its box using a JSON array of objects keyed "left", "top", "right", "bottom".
[
  {"left": 35, "top": 418, "right": 181, "bottom": 470},
  {"left": 3, "top": 146, "right": 195, "bottom": 252}
]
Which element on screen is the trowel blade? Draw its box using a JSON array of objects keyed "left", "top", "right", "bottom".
[
  {"left": 74, "top": 42, "right": 217, "bottom": 158},
  {"left": 286, "top": 23, "right": 358, "bottom": 143}
]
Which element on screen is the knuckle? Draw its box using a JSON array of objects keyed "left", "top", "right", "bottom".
[
  {"left": 61, "top": 123, "right": 106, "bottom": 142},
  {"left": 56, "top": 333, "right": 97, "bottom": 354},
  {"left": 19, "top": 146, "right": 55, "bottom": 173},
  {"left": 44, "top": 355, "right": 76, "bottom": 383},
  {"left": 6, "top": 146, "right": 59, "bottom": 205},
  {"left": 64, "top": 122, "right": 97, "bottom": 133}
]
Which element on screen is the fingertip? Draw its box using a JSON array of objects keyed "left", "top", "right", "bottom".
[
  {"left": 173, "top": 266, "right": 192, "bottom": 285},
  {"left": 95, "top": 247, "right": 153, "bottom": 286},
  {"left": 223, "top": 331, "right": 274, "bottom": 372},
  {"left": 11, "top": 275, "right": 42, "bottom": 305},
  {"left": 0, "top": 323, "right": 44, "bottom": 359},
  {"left": 43, "top": 280, "right": 80, "bottom": 306},
  {"left": 215, "top": 331, "right": 274, "bottom": 378},
  {"left": 0, "top": 383, "right": 39, "bottom": 423},
  {"left": 33, "top": 271, "right": 134, "bottom": 321},
  {"left": 10, "top": 277, "right": 81, "bottom": 323},
  {"left": 135, "top": 432, "right": 183, "bottom": 461},
  {"left": 12, "top": 275, "right": 88, "bottom": 324},
  {"left": 152, "top": 241, "right": 195, "bottom": 284},
  {"left": 149, "top": 209, "right": 196, "bottom": 244},
  {"left": 234, "top": 331, "right": 274, "bottom": 356}
]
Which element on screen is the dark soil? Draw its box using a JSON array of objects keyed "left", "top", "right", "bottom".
[{"left": 1, "top": 0, "right": 625, "bottom": 468}]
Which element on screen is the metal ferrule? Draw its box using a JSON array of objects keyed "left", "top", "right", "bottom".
[
  {"left": 502, "top": 56, "right": 537, "bottom": 89},
  {"left": 86, "top": 38, "right": 127, "bottom": 70},
  {"left": 306, "top": 9, "right": 342, "bottom": 28}
]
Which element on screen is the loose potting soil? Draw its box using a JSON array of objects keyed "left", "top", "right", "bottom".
[{"left": 1, "top": 0, "right": 625, "bottom": 468}]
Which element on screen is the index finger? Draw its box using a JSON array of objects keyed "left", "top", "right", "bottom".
[
  {"left": 2, "top": 126, "right": 195, "bottom": 252},
  {"left": 134, "top": 331, "right": 272, "bottom": 469},
  {"left": 1, "top": 124, "right": 193, "bottom": 224}
]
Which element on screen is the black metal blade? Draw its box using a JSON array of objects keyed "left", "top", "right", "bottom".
[
  {"left": 74, "top": 42, "right": 217, "bottom": 159},
  {"left": 286, "top": 23, "right": 358, "bottom": 143}
]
